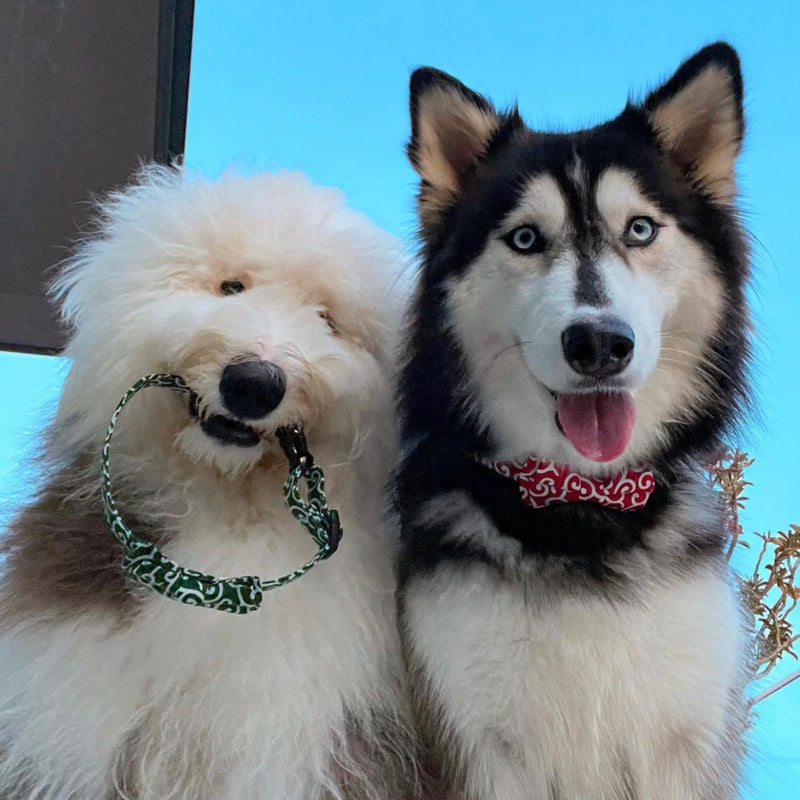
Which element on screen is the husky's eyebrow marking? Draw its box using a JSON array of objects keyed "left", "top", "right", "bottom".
[{"left": 508, "top": 173, "right": 568, "bottom": 237}]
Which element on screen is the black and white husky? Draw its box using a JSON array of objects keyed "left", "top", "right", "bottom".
[{"left": 397, "top": 44, "right": 751, "bottom": 799}]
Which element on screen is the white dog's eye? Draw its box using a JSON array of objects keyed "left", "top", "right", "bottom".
[
  {"left": 624, "top": 217, "right": 659, "bottom": 246},
  {"left": 503, "top": 225, "right": 546, "bottom": 254},
  {"left": 220, "top": 280, "right": 246, "bottom": 296},
  {"left": 318, "top": 310, "right": 339, "bottom": 335}
]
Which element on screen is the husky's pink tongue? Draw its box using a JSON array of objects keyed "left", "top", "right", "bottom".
[{"left": 556, "top": 392, "right": 636, "bottom": 462}]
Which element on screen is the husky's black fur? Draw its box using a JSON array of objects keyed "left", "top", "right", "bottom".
[{"left": 397, "top": 43, "right": 750, "bottom": 582}]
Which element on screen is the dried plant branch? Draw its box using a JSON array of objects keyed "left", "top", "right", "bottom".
[
  {"left": 708, "top": 448, "right": 753, "bottom": 560},
  {"left": 708, "top": 449, "right": 800, "bottom": 703},
  {"left": 750, "top": 667, "right": 800, "bottom": 707}
]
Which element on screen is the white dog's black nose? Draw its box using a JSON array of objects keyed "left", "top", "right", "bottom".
[
  {"left": 561, "top": 319, "right": 635, "bottom": 379},
  {"left": 220, "top": 360, "right": 286, "bottom": 419}
]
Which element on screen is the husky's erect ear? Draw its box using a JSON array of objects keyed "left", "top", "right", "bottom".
[
  {"left": 644, "top": 43, "right": 744, "bottom": 203},
  {"left": 408, "top": 68, "right": 502, "bottom": 230}
]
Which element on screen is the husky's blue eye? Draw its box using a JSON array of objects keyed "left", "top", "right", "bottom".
[
  {"left": 504, "top": 225, "right": 545, "bottom": 254},
  {"left": 624, "top": 217, "right": 659, "bottom": 246}
]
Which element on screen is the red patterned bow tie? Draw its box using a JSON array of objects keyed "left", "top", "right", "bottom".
[{"left": 485, "top": 457, "right": 656, "bottom": 511}]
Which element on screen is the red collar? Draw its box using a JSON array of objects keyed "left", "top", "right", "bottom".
[{"left": 485, "top": 456, "right": 656, "bottom": 511}]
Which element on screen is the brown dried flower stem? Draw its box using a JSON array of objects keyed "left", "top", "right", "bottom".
[{"left": 709, "top": 450, "right": 800, "bottom": 706}]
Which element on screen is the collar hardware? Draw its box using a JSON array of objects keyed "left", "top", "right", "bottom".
[{"left": 276, "top": 425, "right": 314, "bottom": 474}]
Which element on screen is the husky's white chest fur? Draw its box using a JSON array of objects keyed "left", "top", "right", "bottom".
[{"left": 405, "top": 554, "right": 743, "bottom": 800}]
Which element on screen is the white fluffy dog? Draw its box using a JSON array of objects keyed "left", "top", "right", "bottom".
[{"left": 0, "top": 167, "right": 419, "bottom": 799}]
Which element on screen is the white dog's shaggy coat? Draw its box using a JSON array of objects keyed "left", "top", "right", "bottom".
[{"left": 0, "top": 168, "right": 419, "bottom": 800}]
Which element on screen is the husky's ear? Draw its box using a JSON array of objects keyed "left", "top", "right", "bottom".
[
  {"left": 408, "top": 68, "right": 502, "bottom": 229},
  {"left": 644, "top": 43, "right": 743, "bottom": 203}
]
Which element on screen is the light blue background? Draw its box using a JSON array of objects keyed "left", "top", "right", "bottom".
[{"left": 1, "top": 1, "right": 797, "bottom": 796}]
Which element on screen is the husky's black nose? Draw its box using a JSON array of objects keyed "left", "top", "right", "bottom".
[
  {"left": 219, "top": 360, "right": 286, "bottom": 419},
  {"left": 561, "top": 319, "right": 635, "bottom": 379}
]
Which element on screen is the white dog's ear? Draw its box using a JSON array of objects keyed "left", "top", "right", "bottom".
[
  {"left": 644, "top": 43, "right": 744, "bottom": 204},
  {"left": 408, "top": 68, "right": 503, "bottom": 230}
]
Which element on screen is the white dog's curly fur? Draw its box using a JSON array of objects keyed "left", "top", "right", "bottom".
[{"left": 0, "top": 167, "right": 420, "bottom": 800}]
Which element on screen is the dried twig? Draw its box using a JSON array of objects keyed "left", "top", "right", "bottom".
[
  {"left": 749, "top": 666, "right": 800, "bottom": 706},
  {"left": 708, "top": 449, "right": 800, "bottom": 704}
]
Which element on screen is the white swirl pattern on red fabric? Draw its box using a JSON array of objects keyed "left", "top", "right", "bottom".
[{"left": 485, "top": 457, "right": 655, "bottom": 511}]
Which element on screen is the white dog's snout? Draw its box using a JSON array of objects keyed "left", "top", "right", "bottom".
[{"left": 219, "top": 359, "right": 287, "bottom": 420}]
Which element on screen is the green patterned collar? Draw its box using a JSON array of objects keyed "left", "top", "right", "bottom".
[{"left": 101, "top": 374, "right": 342, "bottom": 615}]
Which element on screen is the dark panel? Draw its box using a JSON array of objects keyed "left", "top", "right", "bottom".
[
  {"left": 0, "top": 0, "right": 194, "bottom": 354},
  {"left": 155, "top": 0, "right": 195, "bottom": 164}
]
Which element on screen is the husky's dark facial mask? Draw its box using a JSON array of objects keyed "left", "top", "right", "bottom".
[{"left": 403, "top": 44, "right": 748, "bottom": 471}]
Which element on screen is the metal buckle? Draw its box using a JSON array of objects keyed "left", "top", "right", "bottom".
[
  {"left": 276, "top": 425, "right": 314, "bottom": 474},
  {"left": 324, "top": 510, "right": 342, "bottom": 557}
]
